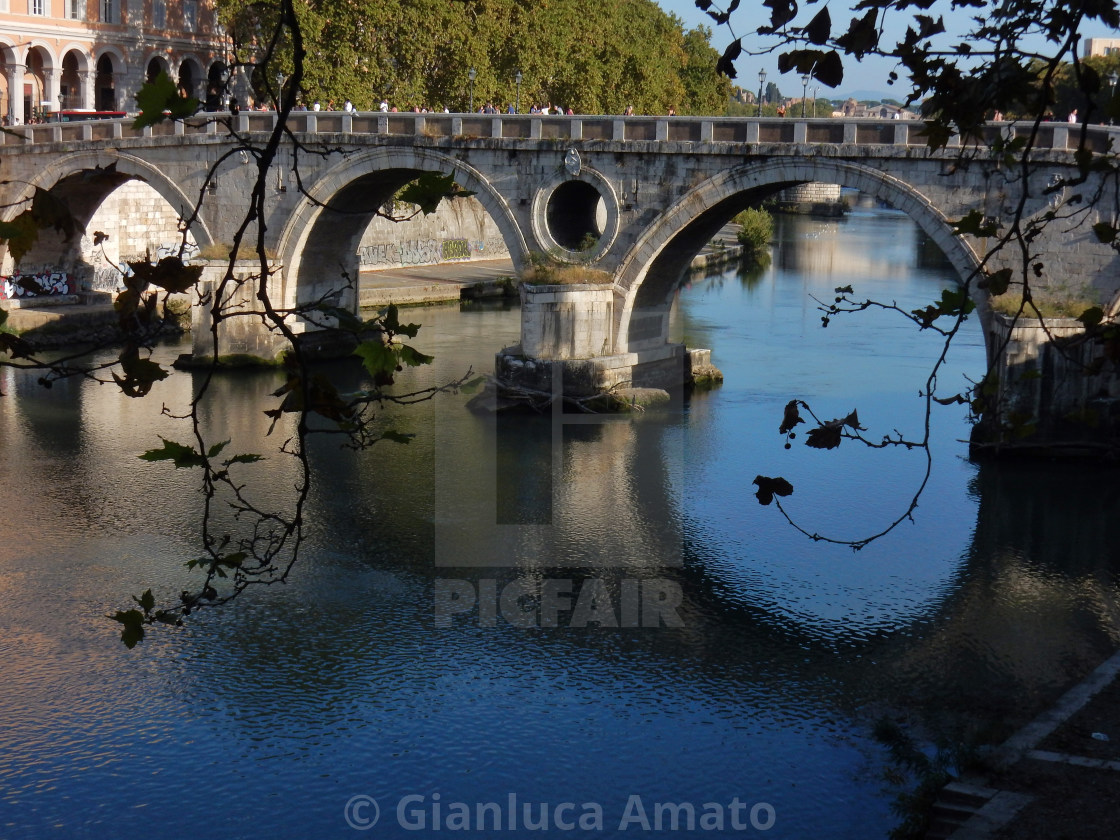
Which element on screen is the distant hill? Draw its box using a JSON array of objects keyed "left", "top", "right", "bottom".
[{"left": 837, "top": 90, "right": 897, "bottom": 103}]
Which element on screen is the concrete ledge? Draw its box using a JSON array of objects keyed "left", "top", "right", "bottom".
[{"left": 996, "top": 648, "right": 1120, "bottom": 767}]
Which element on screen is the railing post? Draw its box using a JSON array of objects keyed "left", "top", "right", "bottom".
[
  {"left": 530, "top": 118, "right": 542, "bottom": 139},
  {"left": 700, "top": 120, "right": 713, "bottom": 142},
  {"left": 613, "top": 119, "right": 625, "bottom": 141},
  {"left": 893, "top": 122, "right": 909, "bottom": 145},
  {"left": 1052, "top": 126, "right": 1069, "bottom": 150},
  {"left": 843, "top": 122, "right": 857, "bottom": 143},
  {"left": 491, "top": 117, "right": 502, "bottom": 138},
  {"left": 451, "top": 116, "right": 463, "bottom": 136},
  {"left": 793, "top": 121, "right": 808, "bottom": 143},
  {"left": 656, "top": 119, "right": 669, "bottom": 141},
  {"left": 342, "top": 113, "right": 353, "bottom": 134},
  {"left": 570, "top": 119, "right": 583, "bottom": 141},
  {"left": 746, "top": 121, "right": 760, "bottom": 143}
]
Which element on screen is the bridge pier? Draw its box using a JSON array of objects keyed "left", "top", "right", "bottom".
[
  {"left": 495, "top": 282, "right": 720, "bottom": 401},
  {"left": 972, "top": 313, "right": 1120, "bottom": 456},
  {"left": 185, "top": 261, "right": 289, "bottom": 365}
]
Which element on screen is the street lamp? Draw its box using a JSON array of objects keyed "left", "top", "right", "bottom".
[
  {"left": 468, "top": 67, "right": 476, "bottom": 113},
  {"left": 801, "top": 73, "right": 810, "bottom": 117},
  {"left": 757, "top": 69, "right": 766, "bottom": 118},
  {"left": 515, "top": 70, "right": 523, "bottom": 114},
  {"left": 1109, "top": 71, "right": 1118, "bottom": 126},
  {"left": 275, "top": 72, "right": 285, "bottom": 109},
  {"left": 812, "top": 85, "right": 818, "bottom": 118}
]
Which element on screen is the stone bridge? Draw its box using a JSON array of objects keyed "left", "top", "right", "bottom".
[{"left": 1, "top": 112, "right": 1117, "bottom": 395}]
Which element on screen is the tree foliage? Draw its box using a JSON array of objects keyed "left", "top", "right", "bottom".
[{"left": 217, "top": 0, "right": 732, "bottom": 114}]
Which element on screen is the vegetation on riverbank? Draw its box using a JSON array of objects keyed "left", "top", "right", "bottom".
[{"left": 733, "top": 207, "right": 774, "bottom": 267}]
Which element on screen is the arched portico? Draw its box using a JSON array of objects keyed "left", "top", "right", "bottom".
[
  {"left": 614, "top": 159, "right": 994, "bottom": 360},
  {"left": 59, "top": 47, "right": 90, "bottom": 110},
  {"left": 277, "top": 146, "right": 527, "bottom": 314}
]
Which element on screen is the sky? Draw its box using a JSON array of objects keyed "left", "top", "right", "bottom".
[
  {"left": 657, "top": 0, "right": 907, "bottom": 100},
  {"left": 657, "top": 0, "right": 1120, "bottom": 102}
]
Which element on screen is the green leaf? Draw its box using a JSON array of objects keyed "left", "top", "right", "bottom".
[
  {"left": 803, "top": 7, "right": 831, "bottom": 45},
  {"left": 133, "top": 589, "right": 156, "bottom": 613},
  {"left": 110, "top": 608, "right": 146, "bottom": 648},
  {"left": 779, "top": 399, "right": 804, "bottom": 435},
  {"left": 113, "top": 346, "right": 168, "bottom": 398},
  {"left": 354, "top": 340, "right": 398, "bottom": 376},
  {"left": 951, "top": 210, "right": 999, "bottom": 238},
  {"left": 127, "top": 256, "right": 203, "bottom": 294},
  {"left": 207, "top": 440, "right": 230, "bottom": 458},
  {"left": 835, "top": 8, "right": 880, "bottom": 57},
  {"left": 806, "top": 423, "right": 844, "bottom": 449},
  {"left": 133, "top": 71, "right": 199, "bottom": 130},
  {"left": 459, "top": 375, "right": 487, "bottom": 394},
  {"left": 397, "top": 344, "right": 435, "bottom": 367},
  {"left": 0, "top": 211, "right": 40, "bottom": 264},
  {"left": 397, "top": 172, "right": 473, "bottom": 216},
  {"left": 0, "top": 331, "right": 34, "bottom": 360},
  {"left": 753, "top": 475, "right": 794, "bottom": 506},
  {"left": 381, "top": 303, "right": 421, "bottom": 339},
  {"left": 716, "top": 38, "right": 742, "bottom": 78},
  {"left": 760, "top": 0, "right": 798, "bottom": 31},
  {"left": 224, "top": 453, "right": 265, "bottom": 466},
  {"left": 980, "top": 268, "right": 1013, "bottom": 295},
  {"left": 139, "top": 437, "right": 205, "bottom": 469}
]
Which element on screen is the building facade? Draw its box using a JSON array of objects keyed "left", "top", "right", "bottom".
[
  {"left": 1084, "top": 37, "right": 1120, "bottom": 58},
  {"left": 0, "top": 0, "right": 230, "bottom": 125}
]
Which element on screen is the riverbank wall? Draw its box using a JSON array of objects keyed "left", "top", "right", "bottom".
[{"left": 972, "top": 313, "right": 1120, "bottom": 457}]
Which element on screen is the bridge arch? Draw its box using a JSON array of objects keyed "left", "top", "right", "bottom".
[
  {"left": 277, "top": 146, "right": 527, "bottom": 311},
  {"left": 614, "top": 159, "right": 993, "bottom": 357},
  {"left": 0, "top": 150, "right": 214, "bottom": 273}
]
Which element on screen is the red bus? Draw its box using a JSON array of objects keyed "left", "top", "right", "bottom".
[{"left": 53, "top": 110, "right": 128, "bottom": 122}]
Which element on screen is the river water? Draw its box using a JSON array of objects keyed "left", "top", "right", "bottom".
[{"left": 1, "top": 206, "right": 1118, "bottom": 839}]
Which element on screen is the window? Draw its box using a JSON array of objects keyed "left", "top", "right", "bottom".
[
  {"left": 152, "top": 0, "right": 165, "bottom": 28},
  {"left": 0, "top": 1, "right": 9, "bottom": 13},
  {"left": 67, "top": 0, "right": 81, "bottom": 19},
  {"left": 183, "top": 0, "right": 197, "bottom": 30},
  {"left": 31, "top": 0, "right": 45, "bottom": 15},
  {"left": 100, "top": 0, "right": 116, "bottom": 23}
]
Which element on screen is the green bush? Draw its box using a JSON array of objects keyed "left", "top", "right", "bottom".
[{"left": 733, "top": 208, "right": 774, "bottom": 260}]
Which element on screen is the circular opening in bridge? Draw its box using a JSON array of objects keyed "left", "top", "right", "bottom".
[{"left": 546, "top": 180, "right": 607, "bottom": 251}]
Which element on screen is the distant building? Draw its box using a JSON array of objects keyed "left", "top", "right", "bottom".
[
  {"left": 1084, "top": 38, "right": 1120, "bottom": 57},
  {"left": 838, "top": 97, "right": 917, "bottom": 120},
  {"left": 1, "top": 0, "right": 233, "bottom": 125}
]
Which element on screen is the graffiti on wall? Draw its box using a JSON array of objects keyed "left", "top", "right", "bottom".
[
  {"left": 0, "top": 271, "right": 72, "bottom": 300},
  {"left": 359, "top": 236, "right": 508, "bottom": 269},
  {"left": 85, "top": 243, "right": 200, "bottom": 294}
]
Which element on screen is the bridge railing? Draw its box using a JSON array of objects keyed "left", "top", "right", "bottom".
[{"left": 3, "top": 112, "right": 1117, "bottom": 153}]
